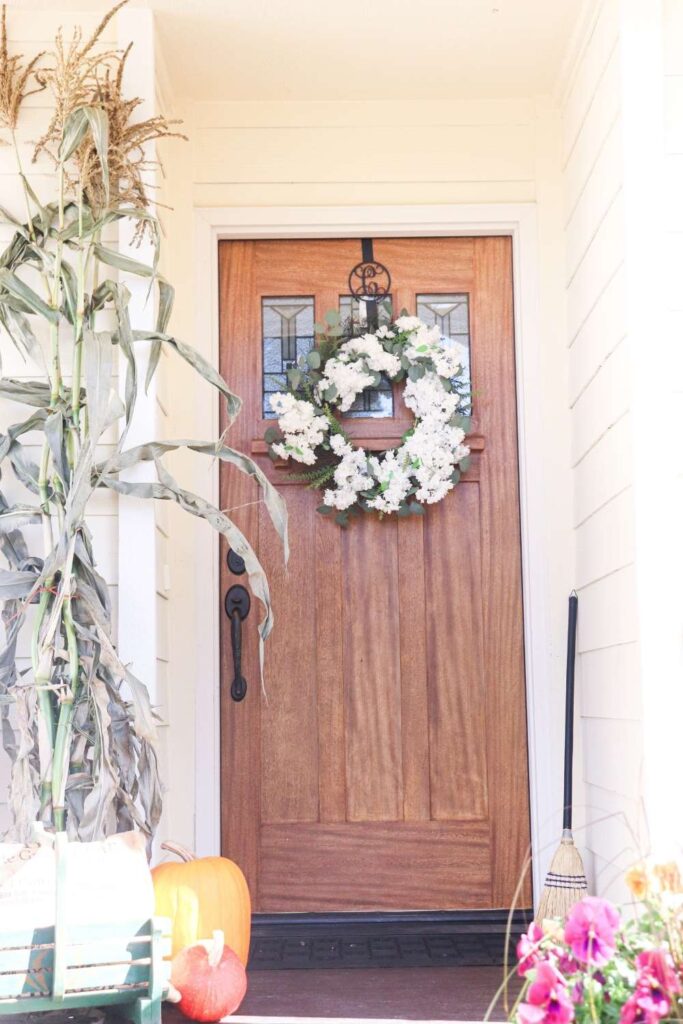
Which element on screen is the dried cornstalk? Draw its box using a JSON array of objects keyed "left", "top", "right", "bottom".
[{"left": 0, "top": 4, "right": 288, "bottom": 842}]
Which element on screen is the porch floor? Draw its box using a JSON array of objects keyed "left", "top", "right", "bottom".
[{"left": 168, "top": 965, "right": 514, "bottom": 1020}]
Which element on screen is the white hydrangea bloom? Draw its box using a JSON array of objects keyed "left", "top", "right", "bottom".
[
  {"left": 317, "top": 358, "right": 376, "bottom": 412},
  {"left": 403, "top": 372, "right": 461, "bottom": 423},
  {"left": 324, "top": 447, "right": 374, "bottom": 510},
  {"left": 338, "top": 335, "right": 401, "bottom": 377},
  {"left": 270, "top": 392, "right": 329, "bottom": 465},
  {"left": 330, "top": 433, "right": 353, "bottom": 457},
  {"left": 375, "top": 325, "right": 396, "bottom": 340},
  {"left": 432, "top": 339, "right": 467, "bottom": 379},
  {"left": 366, "top": 450, "right": 412, "bottom": 514},
  {"left": 394, "top": 315, "right": 423, "bottom": 332}
]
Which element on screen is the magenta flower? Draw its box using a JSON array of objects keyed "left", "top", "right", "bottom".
[
  {"left": 517, "top": 962, "right": 574, "bottom": 1024},
  {"left": 617, "top": 950, "right": 681, "bottom": 1024},
  {"left": 517, "top": 922, "right": 545, "bottom": 976},
  {"left": 635, "top": 949, "right": 681, "bottom": 999},
  {"left": 563, "top": 897, "right": 620, "bottom": 966}
]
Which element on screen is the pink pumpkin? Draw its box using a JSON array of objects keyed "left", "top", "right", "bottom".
[{"left": 170, "top": 930, "right": 247, "bottom": 1021}]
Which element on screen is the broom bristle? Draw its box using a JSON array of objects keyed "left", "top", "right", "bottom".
[{"left": 536, "top": 832, "right": 588, "bottom": 923}]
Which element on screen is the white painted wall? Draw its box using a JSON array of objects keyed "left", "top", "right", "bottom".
[
  {"left": 559, "top": 0, "right": 683, "bottom": 897},
  {"left": 558, "top": 0, "right": 644, "bottom": 900}
]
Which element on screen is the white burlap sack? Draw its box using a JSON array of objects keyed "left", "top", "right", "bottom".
[{"left": 0, "top": 831, "right": 154, "bottom": 929}]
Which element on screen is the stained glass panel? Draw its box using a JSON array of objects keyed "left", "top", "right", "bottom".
[
  {"left": 339, "top": 295, "right": 394, "bottom": 418},
  {"left": 262, "top": 296, "right": 315, "bottom": 417},
  {"left": 416, "top": 293, "right": 471, "bottom": 409}
]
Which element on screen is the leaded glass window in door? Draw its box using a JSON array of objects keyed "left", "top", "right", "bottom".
[
  {"left": 339, "top": 295, "right": 394, "bottom": 418},
  {"left": 262, "top": 297, "right": 314, "bottom": 417},
  {"left": 416, "top": 293, "right": 471, "bottom": 410}
]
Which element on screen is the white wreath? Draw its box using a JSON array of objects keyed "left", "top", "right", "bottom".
[{"left": 266, "top": 315, "right": 471, "bottom": 522}]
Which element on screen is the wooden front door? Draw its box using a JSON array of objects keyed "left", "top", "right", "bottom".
[{"left": 218, "top": 237, "right": 531, "bottom": 912}]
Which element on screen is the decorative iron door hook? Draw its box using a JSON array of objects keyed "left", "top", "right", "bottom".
[{"left": 225, "top": 584, "right": 251, "bottom": 702}]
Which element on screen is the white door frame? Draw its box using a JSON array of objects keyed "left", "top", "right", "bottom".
[{"left": 193, "top": 203, "right": 558, "bottom": 908}]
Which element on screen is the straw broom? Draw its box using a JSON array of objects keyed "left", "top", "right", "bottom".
[{"left": 536, "top": 592, "right": 588, "bottom": 921}]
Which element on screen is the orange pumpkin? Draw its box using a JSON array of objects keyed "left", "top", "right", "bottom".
[{"left": 152, "top": 842, "right": 251, "bottom": 965}]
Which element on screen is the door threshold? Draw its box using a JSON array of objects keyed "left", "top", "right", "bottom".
[{"left": 249, "top": 909, "right": 531, "bottom": 971}]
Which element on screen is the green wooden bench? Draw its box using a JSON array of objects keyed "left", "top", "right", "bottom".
[{"left": 0, "top": 833, "right": 170, "bottom": 1024}]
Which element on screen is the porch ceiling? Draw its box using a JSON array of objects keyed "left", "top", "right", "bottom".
[{"left": 14, "top": 0, "right": 587, "bottom": 102}]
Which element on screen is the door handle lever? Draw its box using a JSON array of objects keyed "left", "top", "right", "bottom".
[{"left": 225, "top": 585, "right": 251, "bottom": 702}]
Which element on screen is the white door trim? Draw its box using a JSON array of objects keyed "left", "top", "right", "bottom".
[{"left": 193, "top": 203, "right": 555, "bottom": 908}]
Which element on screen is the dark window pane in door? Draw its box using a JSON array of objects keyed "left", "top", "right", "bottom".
[
  {"left": 339, "top": 296, "right": 394, "bottom": 418},
  {"left": 262, "top": 296, "right": 315, "bottom": 417},
  {"left": 416, "top": 293, "right": 471, "bottom": 411}
]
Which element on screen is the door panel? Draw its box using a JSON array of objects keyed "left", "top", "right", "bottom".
[{"left": 219, "top": 236, "right": 531, "bottom": 912}]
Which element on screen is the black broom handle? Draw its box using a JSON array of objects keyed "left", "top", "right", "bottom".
[{"left": 563, "top": 592, "right": 579, "bottom": 831}]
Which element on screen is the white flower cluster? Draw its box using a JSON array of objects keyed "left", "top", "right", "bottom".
[
  {"left": 268, "top": 317, "right": 471, "bottom": 517},
  {"left": 323, "top": 435, "right": 375, "bottom": 510},
  {"left": 403, "top": 322, "right": 466, "bottom": 379},
  {"left": 316, "top": 333, "right": 402, "bottom": 412},
  {"left": 269, "top": 392, "right": 329, "bottom": 465}
]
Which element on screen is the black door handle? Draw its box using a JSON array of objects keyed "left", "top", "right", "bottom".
[{"left": 225, "top": 585, "right": 250, "bottom": 702}]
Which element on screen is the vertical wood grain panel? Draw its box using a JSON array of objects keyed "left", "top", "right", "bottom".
[
  {"left": 397, "top": 496, "right": 431, "bottom": 822},
  {"left": 342, "top": 515, "right": 403, "bottom": 822},
  {"left": 472, "top": 236, "right": 531, "bottom": 905},
  {"left": 219, "top": 240, "right": 262, "bottom": 898},
  {"left": 424, "top": 483, "right": 488, "bottom": 820},
  {"left": 260, "top": 487, "right": 320, "bottom": 823},
  {"left": 316, "top": 514, "right": 346, "bottom": 822}
]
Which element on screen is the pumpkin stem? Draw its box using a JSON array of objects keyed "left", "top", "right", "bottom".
[
  {"left": 160, "top": 840, "right": 196, "bottom": 863},
  {"left": 209, "top": 929, "right": 225, "bottom": 968}
]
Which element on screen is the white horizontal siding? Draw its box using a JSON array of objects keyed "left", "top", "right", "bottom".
[
  {"left": 578, "top": 641, "right": 641, "bottom": 720},
  {"left": 571, "top": 336, "right": 630, "bottom": 465},
  {"left": 574, "top": 486, "right": 634, "bottom": 589},
  {"left": 560, "top": 0, "right": 642, "bottom": 892}
]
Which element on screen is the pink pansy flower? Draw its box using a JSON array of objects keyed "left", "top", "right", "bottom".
[
  {"left": 517, "top": 962, "right": 574, "bottom": 1024},
  {"left": 618, "top": 951, "right": 681, "bottom": 1024},
  {"left": 564, "top": 896, "right": 620, "bottom": 966},
  {"left": 635, "top": 949, "right": 681, "bottom": 999},
  {"left": 517, "top": 922, "right": 545, "bottom": 976}
]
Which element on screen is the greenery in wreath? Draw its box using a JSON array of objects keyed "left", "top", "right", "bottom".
[{"left": 264, "top": 311, "right": 472, "bottom": 525}]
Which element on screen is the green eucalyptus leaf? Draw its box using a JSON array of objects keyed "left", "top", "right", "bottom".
[
  {"left": 306, "top": 349, "right": 321, "bottom": 370},
  {"left": 458, "top": 455, "right": 471, "bottom": 473},
  {"left": 408, "top": 364, "right": 425, "bottom": 382}
]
